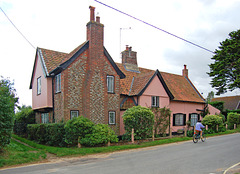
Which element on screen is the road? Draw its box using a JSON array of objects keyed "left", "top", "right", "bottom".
[{"left": 1, "top": 133, "right": 239, "bottom": 174}]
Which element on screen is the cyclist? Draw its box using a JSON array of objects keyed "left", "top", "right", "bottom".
[{"left": 195, "top": 120, "right": 205, "bottom": 138}]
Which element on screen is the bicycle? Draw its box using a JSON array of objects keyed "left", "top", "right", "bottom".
[{"left": 193, "top": 131, "right": 206, "bottom": 143}]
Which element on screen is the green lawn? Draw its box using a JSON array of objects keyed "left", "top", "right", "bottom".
[
  {"left": 0, "top": 128, "right": 239, "bottom": 169},
  {"left": 0, "top": 139, "right": 46, "bottom": 168}
]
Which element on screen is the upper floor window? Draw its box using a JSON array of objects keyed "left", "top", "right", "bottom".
[
  {"left": 41, "top": 113, "right": 49, "bottom": 123},
  {"left": 107, "top": 75, "right": 114, "bottom": 93},
  {"left": 173, "top": 113, "right": 186, "bottom": 126},
  {"left": 152, "top": 96, "right": 159, "bottom": 107},
  {"left": 55, "top": 73, "right": 61, "bottom": 93},
  {"left": 71, "top": 110, "right": 79, "bottom": 119},
  {"left": 109, "top": 111, "right": 116, "bottom": 125},
  {"left": 37, "top": 77, "right": 41, "bottom": 95}
]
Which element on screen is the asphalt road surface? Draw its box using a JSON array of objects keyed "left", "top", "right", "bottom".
[{"left": 1, "top": 133, "right": 239, "bottom": 174}]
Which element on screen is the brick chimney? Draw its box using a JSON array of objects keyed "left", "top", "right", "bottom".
[
  {"left": 182, "top": 64, "right": 188, "bottom": 78},
  {"left": 122, "top": 45, "right": 139, "bottom": 72},
  {"left": 87, "top": 6, "right": 104, "bottom": 68}
]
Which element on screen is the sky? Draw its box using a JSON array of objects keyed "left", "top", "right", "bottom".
[{"left": 0, "top": 0, "right": 240, "bottom": 107}]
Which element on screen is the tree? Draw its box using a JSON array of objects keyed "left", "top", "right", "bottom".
[
  {"left": 14, "top": 105, "right": 35, "bottom": 136},
  {"left": 208, "top": 29, "right": 240, "bottom": 95},
  {"left": 206, "top": 91, "right": 214, "bottom": 103},
  {"left": 151, "top": 107, "right": 171, "bottom": 136},
  {"left": 0, "top": 77, "right": 18, "bottom": 150}
]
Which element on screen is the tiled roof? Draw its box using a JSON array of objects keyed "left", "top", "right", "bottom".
[
  {"left": 36, "top": 44, "right": 205, "bottom": 103},
  {"left": 38, "top": 41, "right": 88, "bottom": 74},
  {"left": 38, "top": 48, "right": 68, "bottom": 74},
  {"left": 117, "top": 63, "right": 205, "bottom": 103},
  {"left": 212, "top": 96, "right": 240, "bottom": 110},
  {"left": 160, "top": 72, "right": 205, "bottom": 103}
]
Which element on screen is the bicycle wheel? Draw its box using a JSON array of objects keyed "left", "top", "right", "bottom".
[
  {"left": 201, "top": 133, "right": 206, "bottom": 142},
  {"left": 193, "top": 134, "right": 198, "bottom": 143}
]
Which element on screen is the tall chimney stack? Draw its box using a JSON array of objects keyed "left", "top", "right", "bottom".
[
  {"left": 89, "top": 6, "right": 95, "bottom": 21},
  {"left": 182, "top": 64, "right": 188, "bottom": 78}
]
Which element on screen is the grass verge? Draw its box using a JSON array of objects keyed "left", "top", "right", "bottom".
[
  {"left": 1, "top": 127, "right": 239, "bottom": 168},
  {"left": 0, "top": 139, "right": 46, "bottom": 168}
]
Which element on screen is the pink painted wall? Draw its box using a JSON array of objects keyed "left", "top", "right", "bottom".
[
  {"left": 139, "top": 75, "right": 170, "bottom": 108},
  {"left": 169, "top": 101, "right": 204, "bottom": 132},
  {"left": 208, "top": 104, "right": 220, "bottom": 115},
  {"left": 32, "top": 54, "right": 52, "bottom": 110}
]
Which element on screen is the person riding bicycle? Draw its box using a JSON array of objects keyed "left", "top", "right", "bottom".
[{"left": 195, "top": 120, "right": 205, "bottom": 138}]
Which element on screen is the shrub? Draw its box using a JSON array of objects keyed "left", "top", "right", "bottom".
[
  {"left": 27, "top": 123, "right": 66, "bottom": 147},
  {"left": 227, "top": 112, "right": 240, "bottom": 129},
  {"left": 122, "top": 106, "right": 154, "bottom": 140},
  {"left": 45, "top": 123, "right": 66, "bottom": 147},
  {"left": 202, "top": 115, "right": 223, "bottom": 132},
  {"left": 80, "top": 124, "right": 118, "bottom": 147},
  {"left": 64, "top": 116, "right": 94, "bottom": 146}
]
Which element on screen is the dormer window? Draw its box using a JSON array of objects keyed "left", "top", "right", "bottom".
[{"left": 107, "top": 75, "right": 114, "bottom": 93}]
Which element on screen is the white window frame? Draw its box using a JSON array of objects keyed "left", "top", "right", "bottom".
[
  {"left": 109, "top": 111, "right": 116, "bottom": 125},
  {"left": 41, "top": 113, "right": 49, "bottom": 123},
  {"left": 55, "top": 73, "right": 61, "bottom": 93},
  {"left": 70, "top": 110, "right": 79, "bottom": 119},
  {"left": 107, "top": 75, "right": 114, "bottom": 93},
  {"left": 190, "top": 113, "right": 198, "bottom": 127},
  {"left": 152, "top": 96, "right": 159, "bottom": 107},
  {"left": 37, "top": 77, "right": 41, "bottom": 95},
  {"left": 175, "top": 114, "right": 184, "bottom": 126}
]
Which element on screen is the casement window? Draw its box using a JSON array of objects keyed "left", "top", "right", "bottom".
[
  {"left": 37, "top": 77, "right": 41, "bottom": 95},
  {"left": 173, "top": 113, "right": 186, "bottom": 126},
  {"left": 70, "top": 110, "right": 79, "bottom": 119},
  {"left": 151, "top": 96, "right": 159, "bottom": 107},
  {"left": 189, "top": 113, "right": 199, "bottom": 127},
  {"left": 107, "top": 75, "right": 114, "bottom": 93},
  {"left": 41, "top": 113, "right": 49, "bottom": 123},
  {"left": 109, "top": 111, "right": 116, "bottom": 125},
  {"left": 55, "top": 73, "right": 61, "bottom": 93}
]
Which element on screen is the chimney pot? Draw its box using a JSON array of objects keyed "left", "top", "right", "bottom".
[
  {"left": 126, "top": 45, "right": 129, "bottom": 51},
  {"left": 182, "top": 64, "right": 188, "bottom": 78},
  {"left": 89, "top": 6, "right": 95, "bottom": 21},
  {"left": 96, "top": 16, "right": 100, "bottom": 23}
]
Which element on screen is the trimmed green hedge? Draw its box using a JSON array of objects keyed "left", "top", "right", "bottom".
[{"left": 27, "top": 123, "right": 66, "bottom": 147}]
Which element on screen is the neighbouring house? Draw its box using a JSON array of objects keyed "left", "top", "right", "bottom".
[
  {"left": 30, "top": 6, "right": 217, "bottom": 135},
  {"left": 211, "top": 96, "right": 240, "bottom": 110}
]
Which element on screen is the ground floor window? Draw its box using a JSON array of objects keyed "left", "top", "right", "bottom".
[
  {"left": 173, "top": 113, "right": 186, "bottom": 126},
  {"left": 109, "top": 111, "right": 116, "bottom": 125},
  {"left": 41, "top": 113, "right": 49, "bottom": 123},
  {"left": 70, "top": 110, "right": 79, "bottom": 119},
  {"left": 190, "top": 113, "right": 199, "bottom": 127}
]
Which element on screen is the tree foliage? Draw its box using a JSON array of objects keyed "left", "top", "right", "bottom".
[
  {"left": 202, "top": 115, "right": 223, "bottom": 131},
  {"left": 206, "top": 91, "right": 214, "bottom": 103},
  {"left": 0, "top": 77, "right": 18, "bottom": 150},
  {"left": 122, "top": 106, "right": 154, "bottom": 140},
  {"left": 208, "top": 101, "right": 224, "bottom": 113},
  {"left": 14, "top": 105, "right": 35, "bottom": 136},
  {"left": 208, "top": 29, "right": 240, "bottom": 95}
]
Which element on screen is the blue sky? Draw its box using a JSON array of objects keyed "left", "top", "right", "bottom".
[{"left": 0, "top": 0, "right": 240, "bottom": 106}]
